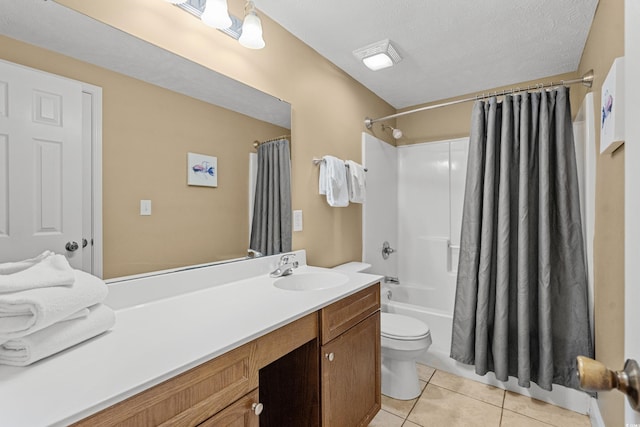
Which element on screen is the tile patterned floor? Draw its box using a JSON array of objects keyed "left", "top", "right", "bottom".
[{"left": 368, "top": 364, "right": 591, "bottom": 427}]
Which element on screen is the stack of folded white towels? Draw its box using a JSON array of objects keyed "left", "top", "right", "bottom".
[{"left": 0, "top": 251, "right": 115, "bottom": 367}]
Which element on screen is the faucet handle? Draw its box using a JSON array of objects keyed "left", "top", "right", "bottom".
[{"left": 280, "top": 253, "right": 296, "bottom": 264}]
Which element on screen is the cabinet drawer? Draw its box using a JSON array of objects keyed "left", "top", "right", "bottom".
[
  {"left": 198, "top": 389, "right": 260, "bottom": 427},
  {"left": 320, "top": 283, "right": 380, "bottom": 345},
  {"left": 73, "top": 342, "right": 258, "bottom": 427}
]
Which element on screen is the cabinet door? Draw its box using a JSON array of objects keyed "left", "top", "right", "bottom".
[
  {"left": 198, "top": 389, "right": 261, "bottom": 427},
  {"left": 321, "top": 312, "right": 381, "bottom": 427}
]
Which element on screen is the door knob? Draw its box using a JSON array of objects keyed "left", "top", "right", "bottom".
[
  {"left": 65, "top": 241, "right": 79, "bottom": 252},
  {"left": 576, "top": 356, "right": 640, "bottom": 411}
]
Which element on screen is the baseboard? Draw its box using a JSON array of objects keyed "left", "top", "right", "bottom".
[
  {"left": 418, "top": 350, "right": 592, "bottom": 415},
  {"left": 588, "top": 397, "right": 605, "bottom": 427}
]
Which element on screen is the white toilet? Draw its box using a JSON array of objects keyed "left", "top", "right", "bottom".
[
  {"left": 381, "top": 312, "right": 431, "bottom": 400},
  {"left": 332, "top": 262, "right": 432, "bottom": 400}
]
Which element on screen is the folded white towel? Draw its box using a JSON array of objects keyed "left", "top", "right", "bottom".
[
  {"left": 0, "top": 304, "right": 115, "bottom": 366},
  {"left": 0, "top": 252, "right": 75, "bottom": 293},
  {"left": 0, "top": 251, "right": 53, "bottom": 275},
  {"left": 345, "top": 160, "right": 366, "bottom": 203},
  {"left": 0, "top": 270, "right": 108, "bottom": 341},
  {"left": 320, "top": 155, "right": 349, "bottom": 207}
]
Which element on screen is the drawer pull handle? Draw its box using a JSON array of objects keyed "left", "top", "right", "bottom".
[
  {"left": 251, "top": 402, "right": 264, "bottom": 416},
  {"left": 325, "top": 352, "right": 335, "bottom": 362}
]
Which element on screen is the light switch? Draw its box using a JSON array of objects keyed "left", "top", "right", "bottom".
[
  {"left": 293, "top": 210, "right": 303, "bottom": 232},
  {"left": 140, "top": 200, "right": 152, "bottom": 216}
]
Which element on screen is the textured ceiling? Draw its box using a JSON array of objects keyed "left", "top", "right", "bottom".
[
  {"left": 258, "top": 0, "right": 599, "bottom": 109},
  {"left": 0, "top": 0, "right": 598, "bottom": 115}
]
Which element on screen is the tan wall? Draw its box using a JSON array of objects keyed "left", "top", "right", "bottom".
[
  {"left": 55, "top": 0, "right": 396, "bottom": 271},
  {"left": 573, "top": 0, "right": 625, "bottom": 425},
  {"left": 0, "top": 36, "right": 288, "bottom": 278}
]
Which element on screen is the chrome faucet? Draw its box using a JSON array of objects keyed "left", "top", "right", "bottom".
[
  {"left": 270, "top": 253, "right": 299, "bottom": 278},
  {"left": 384, "top": 276, "right": 400, "bottom": 284}
]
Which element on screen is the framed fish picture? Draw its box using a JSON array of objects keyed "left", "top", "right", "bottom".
[
  {"left": 600, "top": 56, "right": 625, "bottom": 154},
  {"left": 187, "top": 152, "right": 218, "bottom": 187}
]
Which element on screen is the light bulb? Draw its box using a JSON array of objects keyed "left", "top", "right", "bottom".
[
  {"left": 201, "top": 0, "right": 232, "bottom": 29},
  {"left": 362, "top": 53, "right": 394, "bottom": 71},
  {"left": 392, "top": 128, "right": 403, "bottom": 139},
  {"left": 239, "top": 11, "right": 265, "bottom": 49}
]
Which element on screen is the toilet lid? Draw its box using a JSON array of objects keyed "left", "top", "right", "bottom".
[{"left": 381, "top": 312, "right": 430, "bottom": 340}]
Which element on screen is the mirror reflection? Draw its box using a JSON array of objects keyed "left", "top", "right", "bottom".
[{"left": 0, "top": 1, "right": 291, "bottom": 279}]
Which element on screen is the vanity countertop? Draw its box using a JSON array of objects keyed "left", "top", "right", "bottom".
[{"left": 0, "top": 252, "right": 381, "bottom": 426}]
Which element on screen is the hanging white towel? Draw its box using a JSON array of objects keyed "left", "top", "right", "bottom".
[
  {"left": 0, "top": 252, "right": 75, "bottom": 293},
  {"left": 0, "top": 270, "right": 108, "bottom": 341},
  {"left": 345, "top": 160, "right": 366, "bottom": 203},
  {"left": 319, "top": 160, "right": 327, "bottom": 195},
  {"left": 320, "top": 155, "right": 349, "bottom": 207},
  {"left": 0, "top": 303, "right": 115, "bottom": 366}
]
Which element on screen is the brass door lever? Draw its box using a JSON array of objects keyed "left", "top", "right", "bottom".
[{"left": 577, "top": 356, "right": 640, "bottom": 412}]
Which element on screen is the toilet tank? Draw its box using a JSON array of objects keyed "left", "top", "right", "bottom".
[{"left": 332, "top": 262, "right": 372, "bottom": 273}]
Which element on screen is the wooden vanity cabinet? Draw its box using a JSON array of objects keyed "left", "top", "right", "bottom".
[
  {"left": 73, "top": 313, "right": 317, "bottom": 427},
  {"left": 72, "top": 284, "right": 380, "bottom": 427},
  {"left": 320, "top": 284, "right": 381, "bottom": 427}
]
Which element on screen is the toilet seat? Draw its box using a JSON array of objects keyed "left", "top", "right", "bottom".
[{"left": 381, "top": 312, "right": 430, "bottom": 341}]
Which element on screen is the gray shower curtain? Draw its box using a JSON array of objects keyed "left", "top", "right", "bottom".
[
  {"left": 250, "top": 138, "right": 292, "bottom": 256},
  {"left": 450, "top": 87, "right": 593, "bottom": 391}
]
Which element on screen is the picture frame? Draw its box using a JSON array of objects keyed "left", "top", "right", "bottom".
[
  {"left": 187, "top": 152, "right": 217, "bottom": 187},
  {"left": 600, "top": 56, "right": 625, "bottom": 154}
]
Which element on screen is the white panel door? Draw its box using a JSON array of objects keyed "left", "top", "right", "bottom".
[
  {"left": 0, "top": 60, "right": 83, "bottom": 268},
  {"left": 625, "top": 0, "right": 640, "bottom": 423}
]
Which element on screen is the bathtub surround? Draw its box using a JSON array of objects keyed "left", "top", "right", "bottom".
[
  {"left": 451, "top": 88, "right": 593, "bottom": 391},
  {"left": 364, "top": 132, "right": 593, "bottom": 413},
  {"left": 249, "top": 138, "right": 292, "bottom": 256}
]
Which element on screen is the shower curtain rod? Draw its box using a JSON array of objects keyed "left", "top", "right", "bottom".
[
  {"left": 253, "top": 134, "right": 291, "bottom": 149},
  {"left": 364, "top": 70, "right": 594, "bottom": 129}
]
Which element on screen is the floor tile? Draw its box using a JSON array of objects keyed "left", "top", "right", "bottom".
[
  {"left": 416, "top": 363, "right": 436, "bottom": 382},
  {"left": 503, "top": 391, "right": 590, "bottom": 427},
  {"left": 382, "top": 394, "right": 418, "bottom": 419},
  {"left": 402, "top": 421, "right": 422, "bottom": 427},
  {"left": 500, "top": 409, "right": 553, "bottom": 426},
  {"left": 368, "top": 409, "right": 405, "bottom": 427},
  {"left": 429, "top": 370, "right": 505, "bottom": 407},
  {"left": 407, "top": 384, "right": 502, "bottom": 427}
]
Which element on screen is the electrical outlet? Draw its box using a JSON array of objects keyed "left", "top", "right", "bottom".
[
  {"left": 293, "top": 210, "right": 303, "bottom": 231},
  {"left": 140, "top": 200, "right": 152, "bottom": 216}
]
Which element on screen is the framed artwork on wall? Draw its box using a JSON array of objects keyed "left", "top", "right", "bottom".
[
  {"left": 187, "top": 152, "right": 217, "bottom": 187},
  {"left": 600, "top": 56, "right": 625, "bottom": 154}
]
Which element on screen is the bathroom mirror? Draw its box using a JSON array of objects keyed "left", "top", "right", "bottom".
[{"left": 0, "top": 0, "right": 291, "bottom": 278}]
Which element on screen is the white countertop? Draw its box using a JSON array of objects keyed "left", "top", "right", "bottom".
[{"left": 0, "top": 251, "right": 381, "bottom": 426}]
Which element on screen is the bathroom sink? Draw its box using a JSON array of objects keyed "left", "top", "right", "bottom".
[{"left": 273, "top": 271, "right": 349, "bottom": 291}]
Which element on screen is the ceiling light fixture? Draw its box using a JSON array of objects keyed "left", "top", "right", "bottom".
[
  {"left": 239, "top": 1, "right": 265, "bottom": 49},
  {"left": 201, "top": 0, "right": 232, "bottom": 29},
  {"left": 353, "top": 39, "right": 402, "bottom": 71},
  {"left": 173, "top": 0, "right": 265, "bottom": 49}
]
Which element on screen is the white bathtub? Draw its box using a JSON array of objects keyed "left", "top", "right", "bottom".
[
  {"left": 381, "top": 282, "right": 453, "bottom": 369},
  {"left": 380, "top": 281, "right": 592, "bottom": 415}
]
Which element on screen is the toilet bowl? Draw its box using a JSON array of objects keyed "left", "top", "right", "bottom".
[
  {"left": 332, "top": 262, "right": 432, "bottom": 400},
  {"left": 381, "top": 312, "right": 432, "bottom": 400}
]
